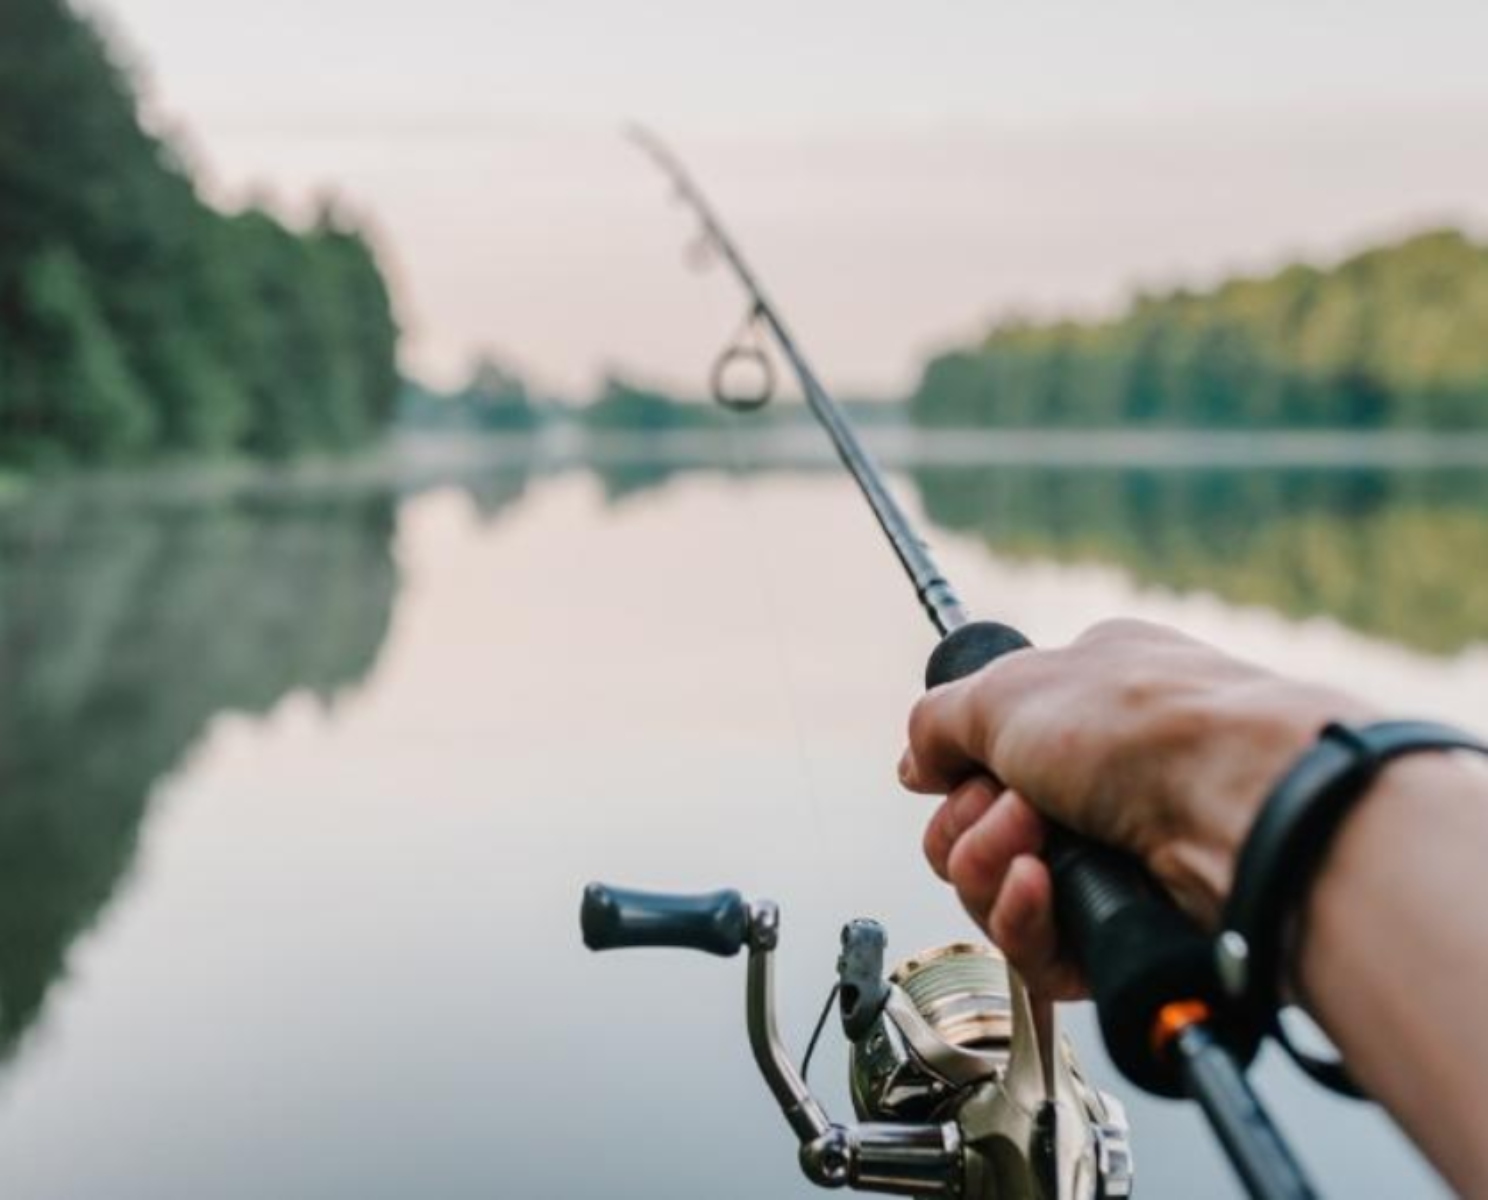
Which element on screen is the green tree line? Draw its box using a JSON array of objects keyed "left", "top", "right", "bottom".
[
  {"left": 0, "top": 0, "right": 399, "bottom": 467},
  {"left": 400, "top": 356, "right": 550, "bottom": 432},
  {"left": 913, "top": 230, "right": 1488, "bottom": 429},
  {"left": 400, "top": 365, "right": 907, "bottom": 433}
]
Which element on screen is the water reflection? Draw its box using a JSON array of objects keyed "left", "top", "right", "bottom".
[
  {"left": 573, "top": 455, "right": 1488, "bottom": 655},
  {"left": 574, "top": 452, "right": 1488, "bottom": 658},
  {"left": 4, "top": 456, "right": 1487, "bottom": 1060},
  {"left": 0, "top": 483, "right": 398, "bottom": 1060},
  {"left": 0, "top": 448, "right": 1474, "bottom": 1198},
  {"left": 0, "top": 461, "right": 560, "bottom": 1079},
  {"left": 912, "top": 466, "right": 1488, "bottom": 655}
]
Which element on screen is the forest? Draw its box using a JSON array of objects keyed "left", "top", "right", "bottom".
[
  {"left": 0, "top": 0, "right": 399, "bottom": 467},
  {"left": 912, "top": 229, "right": 1488, "bottom": 429},
  {"left": 400, "top": 366, "right": 907, "bottom": 433}
]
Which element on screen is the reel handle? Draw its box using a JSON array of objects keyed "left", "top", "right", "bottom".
[
  {"left": 926, "top": 621, "right": 1235, "bottom": 1097},
  {"left": 581, "top": 882, "right": 751, "bottom": 957}
]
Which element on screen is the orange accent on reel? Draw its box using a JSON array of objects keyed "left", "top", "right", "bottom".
[{"left": 1150, "top": 999, "right": 1213, "bottom": 1060}]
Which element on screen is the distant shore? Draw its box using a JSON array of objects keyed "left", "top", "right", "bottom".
[
  {"left": 9, "top": 424, "right": 1488, "bottom": 514},
  {"left": 394, "top": 425, "right": 1488, "bottom": 471}
]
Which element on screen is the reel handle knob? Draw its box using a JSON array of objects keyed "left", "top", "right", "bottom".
[
  {"left": 581, "top": 882, "right": 751, "bottom": 957},
  {"left": 925, "top": 621, "right": 1235, "bottom": 1097}
]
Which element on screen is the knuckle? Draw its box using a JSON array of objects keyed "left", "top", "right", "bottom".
[
  {"left": 945, "top": 821, "right": 1003, "bottom": 897},
  {"left": 943, "top": 836, "right": 980, "bottom": 895},
  {"left": 966, "top": 652, "right": 1029, "bottom": 714},
  {"left": 1113, "top": 666, "right": 1164, "bottom": 710},
  {"left": 1077, "top": 617, "right": 1161, "bottom": 647},
  {"left": 922, "top": 815, "right": 950, "bottom": 878},
  {"left": 906, "top": 694, "right": 936, "bottom": 748},
  {"left": 988, "top": 902, "right": 1024, "bottom": 956}
]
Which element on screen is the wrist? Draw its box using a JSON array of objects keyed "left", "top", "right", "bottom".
[
  {"left": 1288, "top": 749, "right": 1488, "bottom": 1191},
  {"left": 1295, "top": 751, "right": 1482, "bottom": 1008},
  {"left": 1213, "top": 720, "right": 1488, "bottom": 1104},
  {"left": 1149, "top": 681, "right": 1381, "bottom": 925}
]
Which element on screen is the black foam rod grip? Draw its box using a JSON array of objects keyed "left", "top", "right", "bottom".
[
  {"left": 925, "top": 621, "right": 1032, "bottom": 689},
  {"left": 581, "top": 883, "right": 750, "bottom": 957},
  {"left": 1043, "top": 830, "right": 1230, "bottom": 1096},
  {"left": 923, "top": 622, "right": 1235, "bottom": 1097}
]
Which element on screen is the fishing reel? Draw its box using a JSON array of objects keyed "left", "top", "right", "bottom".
[{"left": 582, "top": 884, "right": 1133, "bottom": 1199}]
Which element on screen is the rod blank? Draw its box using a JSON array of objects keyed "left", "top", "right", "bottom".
[{"left": 629, "top": 126, "right": 968, "bottom": 636}]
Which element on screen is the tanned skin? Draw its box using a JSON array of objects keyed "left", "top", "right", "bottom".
[{"left": 900, "top": 619, "right": 1488, "bottom": 1196}]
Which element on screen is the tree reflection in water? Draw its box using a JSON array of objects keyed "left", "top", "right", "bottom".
[
  {"left": 911, "top": 466, "right": 1488, "bottom": 656},
  {"left": 0, "top": 469, "right": 537, "bottom": 1062},
  {"left": 580, "top": 457, "right": 1488, "bottom": 655},
  {"left": 1, "top": 453, "right": 1485, "bottom": 1072}
]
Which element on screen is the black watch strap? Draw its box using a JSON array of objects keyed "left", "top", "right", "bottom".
[{"left": 1218, "top": 718, "right": 1488, "bottom": 1096}]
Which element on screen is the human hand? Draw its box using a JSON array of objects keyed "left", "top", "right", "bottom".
[{"left": 900, "top": 619, "right": 1375, "bottom": 998}]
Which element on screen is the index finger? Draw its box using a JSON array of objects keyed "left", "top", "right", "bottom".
[{"left": 899, "top": 646, "right": 1051, "bottom": 794}]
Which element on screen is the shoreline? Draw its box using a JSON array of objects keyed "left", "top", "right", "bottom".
[
  {"left": 391, "top": 425, "right": 1488, "bottom": 471},
  {"left": 7, "top": 424, "right": 1488, "bottom": 512}
]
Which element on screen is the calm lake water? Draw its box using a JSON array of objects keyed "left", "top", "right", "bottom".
[{"left": 2, "top": 433, "right": 1484, "bottom": 1199}]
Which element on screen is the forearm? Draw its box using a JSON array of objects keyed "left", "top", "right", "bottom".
[{"left": 1297, "top": 755, "right": 1488, "bottom": 1196}]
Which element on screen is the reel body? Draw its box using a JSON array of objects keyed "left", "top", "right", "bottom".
[
  {"left": 582, "top": 884, "right": 1132, "bottom": 1199},
  {"left": 846, "top": 933, "right": 1133, "bottom": 1200}
]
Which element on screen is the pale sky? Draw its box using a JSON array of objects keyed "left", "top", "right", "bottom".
[{"left": 96, "top": 0, "right": 1488, "bottom": 396}]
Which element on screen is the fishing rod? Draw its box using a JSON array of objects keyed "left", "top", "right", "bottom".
[
  {"left": 582, "top": 127, "right": 1318, "bottom": 1200},
  {"left": 628, "top": 127, "right": 968, "bottom": 638}
]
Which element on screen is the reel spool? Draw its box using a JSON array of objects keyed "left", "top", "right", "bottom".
[
  {"left": 894, "top": 944, "right": 1014, "bottom": 1055},
  {"left": 846, "top": 936, "right": 1134, "bottom": 1199},
  {"left": 850, "top": 943, "right": 1013, "bottom": 1124}
]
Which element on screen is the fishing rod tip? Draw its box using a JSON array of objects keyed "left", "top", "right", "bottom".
[{"left": 622, "top": 121, "right": 662, "bottom": 151}]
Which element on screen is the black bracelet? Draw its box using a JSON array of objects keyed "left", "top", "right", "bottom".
[{"left": 1217, "top": 718, "right": 1488, "bottom": 1096}]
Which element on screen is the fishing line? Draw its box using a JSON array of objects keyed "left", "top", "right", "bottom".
[
  {"left": 717, "top": 373, "right": 836, "bottom": 850},
  {"left": 684, "top": 220, "right": 835, "bottom": 853}
]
